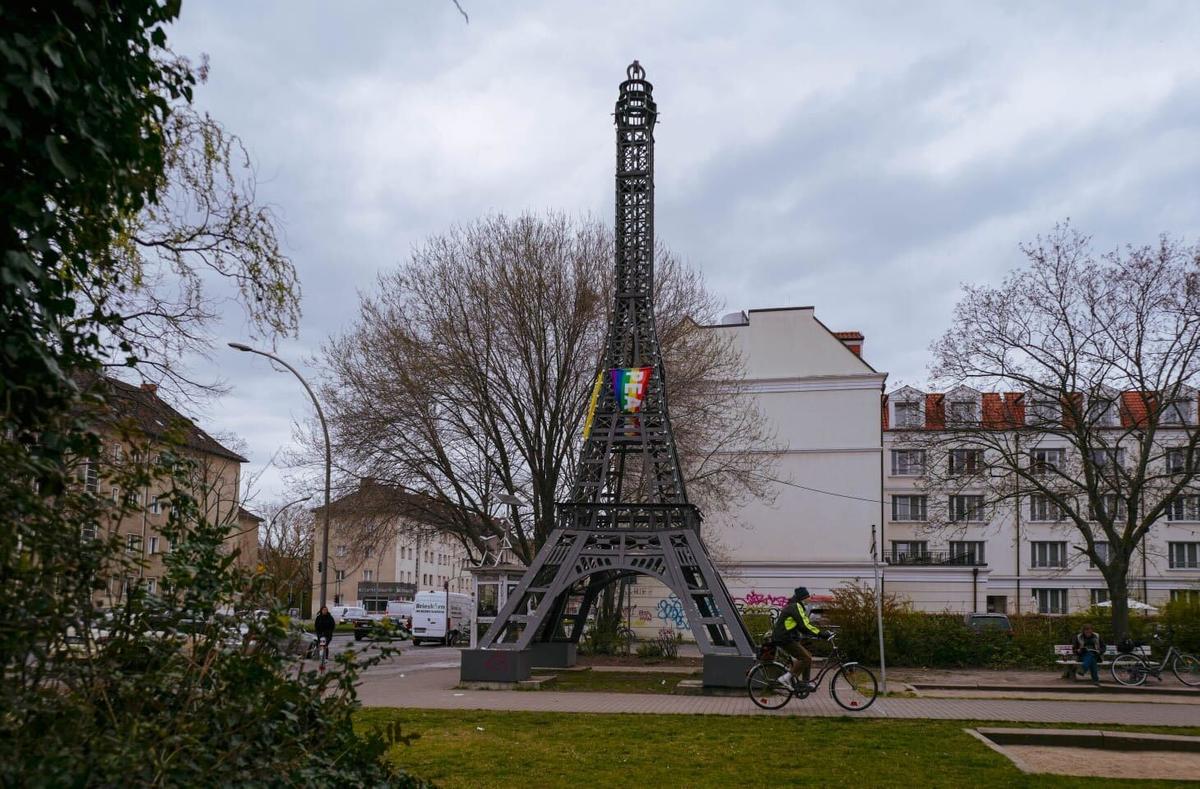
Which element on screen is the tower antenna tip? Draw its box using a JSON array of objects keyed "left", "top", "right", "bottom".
[{"left": 627, "top": 60, "right": 645, "bottom": 80}]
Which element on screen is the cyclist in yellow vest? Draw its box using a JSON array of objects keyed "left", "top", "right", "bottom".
[{"left": 772, "top": 587, "right": 831, "bottom": 692}]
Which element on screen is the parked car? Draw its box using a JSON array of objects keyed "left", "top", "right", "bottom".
[
  {"left": 964, "top": 613, "right": 1013, "bottom": 635},
  {"left": 331, "top": 606, "right": 376, "bottom": 640}
]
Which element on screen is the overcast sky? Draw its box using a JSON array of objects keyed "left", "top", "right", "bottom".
[{"left": 168, "top": 1, "right": 1200, "bottom": 503}]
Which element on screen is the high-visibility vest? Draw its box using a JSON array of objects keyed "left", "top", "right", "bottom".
[{"left": 784, "top": 603, "right": 818, "bottom": 634}]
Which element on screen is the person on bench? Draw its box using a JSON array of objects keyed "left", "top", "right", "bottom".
[{"left": 1072, "top": 623, "right": 1105, "bottom": 685}]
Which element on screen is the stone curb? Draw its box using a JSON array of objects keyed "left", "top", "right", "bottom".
[
  {"left": 913, "top": 682, "right": 1199, "bottom": 698},
  {"left": 977, "top": 727, "right": 1200, "bottom": 752}
]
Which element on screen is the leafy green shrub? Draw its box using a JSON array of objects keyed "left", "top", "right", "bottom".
[
  {"left": 636, "top": 641, "right": 664, "bottom": 659},
  {"left": 739, "top": 606, "right": 775, "bottom": 644}
]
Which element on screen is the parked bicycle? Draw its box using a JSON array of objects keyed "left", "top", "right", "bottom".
[
  {"left": 1110, "top": 630, "right": 1200, "bottom": 687},
  {"left": 747, "top": 631, "right": 878, "bottom": 711}
]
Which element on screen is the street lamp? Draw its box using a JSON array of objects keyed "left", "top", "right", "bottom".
[{"left": 229, "top": 342, "right": 333, "bottom": 609}]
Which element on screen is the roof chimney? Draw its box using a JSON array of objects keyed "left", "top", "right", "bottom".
[
  {"left": 834, "top": 331, "right": 864, "bottom": 356},
  {"left": 139, "top": 382, "right": 158, "bottom": 395}
]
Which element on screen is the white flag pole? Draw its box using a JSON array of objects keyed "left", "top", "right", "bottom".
[{"left": 872, "top": 524, "right": 887, "bottom": 693}]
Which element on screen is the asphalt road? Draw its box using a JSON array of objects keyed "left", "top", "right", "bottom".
[{"left": 311, "top": 635, "right": 462, "bottom": 678}]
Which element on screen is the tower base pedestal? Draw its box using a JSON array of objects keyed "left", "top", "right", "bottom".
[
  {"left": 530, "top": 641, "right": 577, "bottom": 668},
  {"left": 460, "top": 649, "right": 532, "bottom": 683},
  {"left": 703, "top": 654, "right": 755, "bottom": 688}
]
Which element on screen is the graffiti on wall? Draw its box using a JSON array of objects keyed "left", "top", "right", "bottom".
[
  {"left": 733, "top": 590, "right": 790, "bottom": 622},
  {"left": 656, "top": 594, "right": 687, "bottom": 628}
]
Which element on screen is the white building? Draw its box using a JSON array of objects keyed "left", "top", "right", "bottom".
[
  {"left": 883, "top": 386, "right": 1200, "bottom": 614},
  {"left": 628, "top": 306, "right": 888, "bottom": 633}
]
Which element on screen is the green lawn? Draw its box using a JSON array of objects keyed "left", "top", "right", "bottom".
[
  {"left": 355, "top": 709, "right": 1200, "bottom": 789},
  {"left": 530, "top": 669, "right": 698, "bottom": 694}
]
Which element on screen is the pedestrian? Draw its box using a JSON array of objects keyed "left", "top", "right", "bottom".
[
  {"left": 1073, "top": 622, "right": 1106, "bottom": 685},
  {"left": 314, "top": 605, "right": 336, "bottom": 657}
]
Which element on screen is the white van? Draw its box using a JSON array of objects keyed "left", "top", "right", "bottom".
[
  {"left": 411, "top": 591, "right": 472, "bottom": 646},
  {"left": 386, "top": 600, "right": 414, "bottom": 628}
]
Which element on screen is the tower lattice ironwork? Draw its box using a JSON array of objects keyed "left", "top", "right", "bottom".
[{"left": 476, "top": 62, "right": 754, "bottom": 660}]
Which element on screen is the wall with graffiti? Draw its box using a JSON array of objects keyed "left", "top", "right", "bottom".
[{"left": 622, "top": 579, "right": 835, "bottom": 642}]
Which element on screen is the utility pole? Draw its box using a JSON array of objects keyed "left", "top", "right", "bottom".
[{"left": 872, "top": 524, "right": 887, "bottom": 693}]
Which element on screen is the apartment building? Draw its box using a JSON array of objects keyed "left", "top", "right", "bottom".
[
  {"left": 313, "top": 478, "right": 472, "bottom": 611},
  {"left": 627, "top": 306, "right": 888, "bottom": 634},
  {"left": 883, "top": 385, "right": 1200, "bottom": 614},
  {"left": 81, "top": 377, "right": 255, "bottom": 605}
]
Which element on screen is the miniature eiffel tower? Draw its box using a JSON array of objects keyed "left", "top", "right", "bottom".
[{"left": 465, "top": 62, "right": 754, "bottom": 683}]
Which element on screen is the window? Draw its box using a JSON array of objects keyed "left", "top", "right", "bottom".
[
  {"left": 1087, "top": 397, "right": 1117, "bottom": 426},
  {"left": 363, "top": 569, "right": 374, "bottom": 582},
  {"left": 1033, "top": 588, "right": 1068, "bottom": 614},
  {"left": 335, "top": 569, "right": 346, "bottom": 582},
  {"left": 336, "top": 544, "right": 347, "bottom": 558},
  {"left": 891, "top": 450, "right": 926, "bottom": 475},
  {"left": 949, "top": 495, "right": 985, "bottom": 522},
  {"left": 1030, "top": 448, "right": 1066, "bottom": 475},
  {"left": 124, "top": 488, "right": 141, "bottom": 507},
  {"left": 1028, "top": 397, "right": 1061, "bottom": 425},
  {"left": 1089, "top": 541, "right": 1110, "bottom": 567},
  {"left": 1090, "top": 447, "right": 1125, "bottom": 469},
  {"left": 1090, "top": 588, "right": 1109, "bottom": 606},
  {"left": 1090, "top": 495, "right": 1127, "bottom": 521},
  {"left": 891, "top": 495, "right": 927, "bottom": 522},
  {"left": 1029, "top": 494, "right": 1065, "bottom": 522},
  {"left": 890, "top": 541, "right": 927, "bottom": 562},
  {"left": 1169, "top": 542, "right": 1200, "bottom": 569},
  {"left": 949, "top": 449, "right": 984, "bottom": 476},
  {"left": 1170, "top": 589, "right": 1200, "bottom": 603},
  {"left": 126, "top": 534, "right": 142, "bottom": 554},
  {"left": 949, "top": 541, "right": 986, "bottom": 565},
  {"left": 1165, "top": 397, "right": 1195, "bottom": 425},
  {"left": 110, "top": 486, "right": 120, "bottom": 503},
  {"left": 148, "top": 536, "right": 159, "bottom": 555},
  {"left": 948, "top": 400, "right": 978, "bottom": 426},
  {"left": 149, "top": 496, "right": 161, "bottom": 515},
  {"left": 894, "top": 401, "right": 921, "bottom": 428},
  {"left": 365, "top": 546, "right": 374, "bottom": 558},
  {"left": 77, "top": 460, "right": 99, "bottom": 494},
  {"left": 1167, "top": 448, "right": 1189, "bottom": 475},
  {"left": 81, "top": 523, "right": 98, "bottom": 541},
  {"left": 146, "top": 578, "right": 157, "bottom": 595},
  {"left": 1168, "top": 496, "right": 1200, "bottom": 522},
  {"left": 1031, "top": 541, "right": 1067, "bottom": 568}
]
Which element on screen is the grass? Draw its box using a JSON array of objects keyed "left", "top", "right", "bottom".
[
  {"left": 530, "top": 669, "right": 698, "bottom": 694},
  {"left": 355, "top": 709, "right": 1200, "bottom": 789}
]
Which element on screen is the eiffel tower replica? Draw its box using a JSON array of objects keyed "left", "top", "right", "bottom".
[{"left": 462, "top": 62, "right": 755, "bottom": 686}]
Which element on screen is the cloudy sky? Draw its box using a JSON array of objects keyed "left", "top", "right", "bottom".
[{"left": 168, "top": 1, "right": 1200, "bottom": 502}]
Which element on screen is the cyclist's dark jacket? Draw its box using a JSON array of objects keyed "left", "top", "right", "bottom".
[
  {"left": 314, "top": 612, "right": 336, "bottom": 638},
  {"left": 772, "top": 599, "right": 821, "bottom": 643}
]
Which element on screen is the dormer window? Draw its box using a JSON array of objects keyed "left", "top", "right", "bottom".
[
  {"left": 1165, "top": 396, "right": 1195, "bottom": 425},
  {"left": 948, "top": 400, "right": 978, "bottom": 426},
  {"left": 1087, "top": 397, "right": 1117, "bottom": 426},
  {"left": 894, "top": 402, "right": 921, "bottom": 428},
  {"left": 1027, "top": 396, "right": 1061, "bottom": 426}
]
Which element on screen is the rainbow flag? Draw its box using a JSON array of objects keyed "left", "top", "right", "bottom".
[{"left": 611, "top": 367, "right": 652, "bottom": 413}]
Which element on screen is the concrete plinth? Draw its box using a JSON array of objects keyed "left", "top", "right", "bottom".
[
  {"left": 702, "top": 654, "right": 755, "bottom": 688},
  {"left": 460, "top": 648, "right": 532, "bottom": 683},
  {"left": 530, "top": 641, "right": 577, "bottom": 668}
]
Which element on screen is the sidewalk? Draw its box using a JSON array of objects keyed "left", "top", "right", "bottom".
[{"left": 356, "top": 668, "right": 1200, "bottom": 727}]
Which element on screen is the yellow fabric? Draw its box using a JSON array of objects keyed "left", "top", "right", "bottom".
[
  {"left": 784, "top": 605, "right": 819, "bottom": 635},
  {"left": 582, "top": 369, "right": 605, "bottom": 439}
]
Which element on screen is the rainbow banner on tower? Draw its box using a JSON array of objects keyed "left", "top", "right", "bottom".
[{"left": 611, "top": 367, "right": 652, "bottom": 413}]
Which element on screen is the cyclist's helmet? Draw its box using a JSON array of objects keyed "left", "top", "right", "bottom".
[{"left": 793, "top": 586, "right": 811, "bottom": 601}]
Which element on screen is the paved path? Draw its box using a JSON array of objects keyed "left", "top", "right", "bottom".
[{"left": 357, "top": 668, "right": 1200, "bottom": 726}]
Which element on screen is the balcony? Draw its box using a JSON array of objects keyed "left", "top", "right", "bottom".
[{"left": 887, "top": 551, "right": 986, "bottom": 567}]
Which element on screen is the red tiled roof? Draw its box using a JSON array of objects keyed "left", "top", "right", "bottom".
[
  {"left": 926, "top": 394, "right": 945, "bottom": 429},
  {"left": 1120, "top": 391, "right": 1152, "bottom": 428},
  {"left": 832, "top": 331, "right": 864, "bottom": 340},
  {"left": 881, "top": 394, "right": 889, "bottom": 430}
]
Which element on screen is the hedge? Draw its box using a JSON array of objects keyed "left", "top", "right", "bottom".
[{"left": 743, "top": 583, "right": 1200, "bottom": 670}]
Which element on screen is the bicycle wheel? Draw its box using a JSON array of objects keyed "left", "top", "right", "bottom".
[
  {"left": 1110, "top": 653, "right": 1148, "bottom": 686},
  {"left": 1171, "top": 653, "right": 1200, "bottom": 687},
  {"left": 747, "top": 662, "right": 793, "bottom": 710},
  {"left": 830, "top": 663, "right": 878, "bottom": 711}
]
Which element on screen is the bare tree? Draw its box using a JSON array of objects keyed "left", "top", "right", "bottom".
[
  {"left": 919, "top": 223, "right": 1200, "bottom": 637},
  {"left": 311, "top": 213, "right": 774, "bottom": 564},
  {"left": 257, "top": 499, "right": 314, "bottom": 613},
  {"left": 77, "top": 89, "right": 300, "bottom": 403}
]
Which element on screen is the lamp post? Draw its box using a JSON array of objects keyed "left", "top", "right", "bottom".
[{"left": 229, "top": 342, "right": 333, "bottom": 609}]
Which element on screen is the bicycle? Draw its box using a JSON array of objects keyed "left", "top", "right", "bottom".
[
  {"left": 316, "top": 634, "right": 332, "bottom": 673},
  {"left": 746, "top": 631, "right": 879, "bottom": 711},
  {"left": 1110, "top": 631, "right": 1200, "bottom": 687}
]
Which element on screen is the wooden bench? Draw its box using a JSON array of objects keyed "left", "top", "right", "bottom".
[{"left": 1054, "top": 643, "right": 1149, "bottom": 679}]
